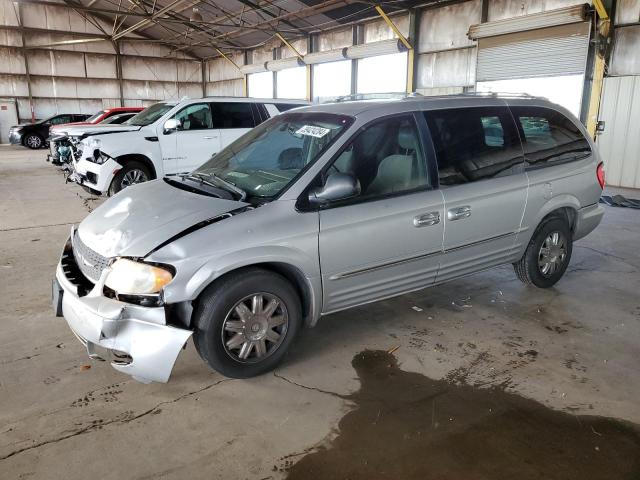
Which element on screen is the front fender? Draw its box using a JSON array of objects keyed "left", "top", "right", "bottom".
[{"left": 157, "top": 245, "right": 322, "bottom": 326}]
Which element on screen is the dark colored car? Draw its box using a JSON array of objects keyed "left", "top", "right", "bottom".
[{"left": 9, "top": 114, "right": 91, "bottom": 149}]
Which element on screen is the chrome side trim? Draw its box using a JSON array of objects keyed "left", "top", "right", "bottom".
[
  {"left": 329, "top": 250, "right": 441, "bottom": 280},
  {"left": 330, "top": 230, "right": 519, "bottom": 281},
  {"left": 442, "top": 231, "right": 516, "bottom": 254}
]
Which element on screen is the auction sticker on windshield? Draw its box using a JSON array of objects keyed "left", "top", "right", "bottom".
[{"left": 295, "top": 125, "right": 331, "bottom": 138}]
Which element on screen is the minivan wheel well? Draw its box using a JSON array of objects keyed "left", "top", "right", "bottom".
[
  {"left": 541, "top": 207, "right": 577, "bottom": 233},
  {"left": 115, "top": 154, "right": 157, "bottom": 179},
  {"left": 194, "top": 263, "right": 313, "bottom": 328}
]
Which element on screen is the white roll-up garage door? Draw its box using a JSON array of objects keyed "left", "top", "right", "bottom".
[{"left": 476, "top": 22, "right": 591, "bottom": 82}]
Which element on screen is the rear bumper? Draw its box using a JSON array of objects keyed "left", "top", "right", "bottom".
[
  {"left": 574, "top": 203, "right": 605, "bottom": 241},
  {"left": 55, "top": 236, "right": 192, "bottom": 383}
]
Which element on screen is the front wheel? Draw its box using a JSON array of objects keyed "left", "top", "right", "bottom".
[
  {"left": 193, "top": 269, "right": 302, "bottom": 378},
  {"left": 24, "top": 134, "right": 43, "bottom": 149},
  {"left": 513, "top": 217, "right": 572, "bottom": 288},
  {"left": 108, "top": 161, "right": 150, "bottom": 196}
]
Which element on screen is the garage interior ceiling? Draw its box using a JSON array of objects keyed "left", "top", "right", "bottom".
[{"left": 17, "top": 0, "right": 432, "bottom": 60}]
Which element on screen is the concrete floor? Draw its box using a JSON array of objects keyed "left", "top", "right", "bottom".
[{"left": 1, "top": 145, "right": 639, "bottom": 479}]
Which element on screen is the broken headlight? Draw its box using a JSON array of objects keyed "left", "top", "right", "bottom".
[
  {"left": 86, "top": 139, "right": 109, "bottom": 164},
  {"left": 105, "top": 259, "right": 173, "bottom": 295}
]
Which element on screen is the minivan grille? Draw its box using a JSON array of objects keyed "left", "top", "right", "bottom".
[{"left": 72, "top": 231, "right": 109, "bottom": 283}]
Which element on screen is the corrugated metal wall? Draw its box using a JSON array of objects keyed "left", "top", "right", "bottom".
[
  {"left": 597, "top": 76, "right": 640, "bottom": 188},
  {"left": 595, "top": 0, "right": 640, "bottom": 189},
  {"left": 0, "top": 0, "right": 203, "bottom": 121}
]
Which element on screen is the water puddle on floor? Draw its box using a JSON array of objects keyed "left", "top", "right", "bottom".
[{"left": 285, "top": 350, "right": 640, "bottom": 479}]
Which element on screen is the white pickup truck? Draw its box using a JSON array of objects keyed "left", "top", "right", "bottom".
[{"left": 68, "top": 97, "right": 308, "bottom": 195}]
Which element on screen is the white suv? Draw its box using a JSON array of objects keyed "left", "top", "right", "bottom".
[{"left": 68, "top": 97, "right": 308, "bottom": 195}]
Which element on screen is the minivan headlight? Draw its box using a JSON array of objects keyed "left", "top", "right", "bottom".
[{"left": 105, "top": 259, "right": 173, "bottom": 295}]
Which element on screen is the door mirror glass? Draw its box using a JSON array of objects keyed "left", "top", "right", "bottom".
[
  {"left": 163, "top": 118, "right": 178, "bottom": 134},
  {"left": 308, "top": 173, "right": 360, "bottom": 205}
]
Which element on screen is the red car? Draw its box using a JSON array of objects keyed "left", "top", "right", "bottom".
[{"left": 49, "top": 107, "right": 144, "bottom": 134}]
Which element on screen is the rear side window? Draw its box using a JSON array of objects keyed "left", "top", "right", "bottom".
[
  {"left": 510, "top": 106, "right": 591, "bottom": 168},
  {"left": 424, "top": 107, "right": 524, "bottom": 186},
  {"left": 211, "top": 102, "right": 256, "bottom": 129}
]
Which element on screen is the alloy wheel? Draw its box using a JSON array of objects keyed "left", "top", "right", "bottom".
[
  {"left": 120, "top": 169, "right": 148, "bottom": 188},
  {"left": 26, "top": 135, "right": 42, "bottom": 148},
  {"left": 221, "top": 293, "right": 289, "bottom": 363},
  {"left": 538, "top": 231, "right": 567, "bottom": 276}
]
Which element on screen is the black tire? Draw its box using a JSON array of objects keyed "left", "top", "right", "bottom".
[
  {"left": 24, "top": 133, "right": 43, "bottom": 149},
  {"left": 108, "top": 161, "right": 151, "bottom": 196},
  {"left": 193, "top": 268, "right": 302, "bottom": 378},
  {"left": 513, "top": 217, "right": 572, "bottom": 288}
]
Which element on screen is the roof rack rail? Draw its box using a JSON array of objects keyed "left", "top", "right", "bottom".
[
  {"left": 328, "top": 92, "right": 423, "bottom": 103},
  {"left": 457, "top": 91, "right": 542, "bottom": 99}
]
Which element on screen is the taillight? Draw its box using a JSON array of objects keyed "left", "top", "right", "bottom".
[{"left": 596, "top": 162, "right": 605, "bottom": 189}]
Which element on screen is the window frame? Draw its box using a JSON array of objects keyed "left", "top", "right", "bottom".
[
  {"left": 423, "top": 105, "right": 526, "bottom": 188},
  {"left": 298, "top": 111, "right": 438, "bottom": 211},
  {"left": 172, "top": 102, "right": 214, "bottom": 131},
  {"left": 508, "top": 105, "right": 592, "bottom": 171}
]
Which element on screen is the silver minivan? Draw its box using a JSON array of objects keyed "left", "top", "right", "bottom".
[{"left": 53, "top": 95, "right": 605, "bottom": 383}]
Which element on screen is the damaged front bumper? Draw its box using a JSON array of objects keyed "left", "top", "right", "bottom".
[
  {"left": 69, "top": 154, "right": 120, "bottom": 194},
  {"left": 53, "top": 237, "right": 192, "bottom": 383}
]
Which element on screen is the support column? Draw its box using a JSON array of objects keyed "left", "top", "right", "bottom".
[
  {"left": 114, "top": 41, "right": 125, "bottom": 107},
  {"left": 16, "top": 4, "right": 35, "bottom": 121},
  {"left": 201, "top": 59, "right": 207, "bottom": 97}
]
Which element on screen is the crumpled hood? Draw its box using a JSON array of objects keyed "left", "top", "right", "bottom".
[
  {"left": 50, "top": 123, "right": 140, "bottom": 139},
  {"left": 50, "top": 121, "right": 95, "bottom": 133},
  {"left": 73, "top": 124, "right": 142, "bottom": 137},
  {"left": 77, "top": 179, "right": 248, "bottom": 258}
]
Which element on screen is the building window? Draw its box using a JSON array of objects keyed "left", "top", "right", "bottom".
[
  {"left": 313, "top": 60, "right": 352, "bottom": 102},
  {"left": 276, "top": 66, "right": 307, "bottom": 99},
  {"left": 357, "top": 52, "right": 407, "bottom": 94},
  {"left": 248, "top": 71, "right": 274, "bottom": 98}
]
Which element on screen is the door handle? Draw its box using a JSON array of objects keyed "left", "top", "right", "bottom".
[
  {"left": 413, "top": 212, "right": 440, "bottom": 228},
  {"left": 203, "top": 136, "right": 218, "bottom": 140},
  {"left": 447, "top": 206, "right": 471, "bottom": 221}
]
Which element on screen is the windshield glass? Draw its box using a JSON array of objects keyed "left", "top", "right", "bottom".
[
  {"left": 85, "top": 110, "right": 106, "bottom": 123},
  {"left": 193, "top": 112, "right": 353, "bottom": 198},
  {"left": 127, "top": 103, "right": 174, "bottom": 126}
]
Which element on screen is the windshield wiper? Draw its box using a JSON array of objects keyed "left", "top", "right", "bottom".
[{"left": 190, "top": 172, "right": 246, "bottom": 201}]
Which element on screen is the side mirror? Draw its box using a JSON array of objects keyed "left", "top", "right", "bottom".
[
  {"left": 308, "top": 173, "right": 361, "bottom": 206},
  {"left": 163, "top": 118, "right": 178, "bottom": 134}
]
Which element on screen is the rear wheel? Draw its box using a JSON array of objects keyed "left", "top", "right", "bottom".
[
  {"left": 108, "top": 161, "right": 150, "bottom": 195},
  {"left": 193, "top": 269, "right": 302, "bottom": 378},
  {"left": 513, "top": 217, "right": 572, "bottom": 288},
  {"left": 24, "top": 134, "right": 43, "bottom": 149}
]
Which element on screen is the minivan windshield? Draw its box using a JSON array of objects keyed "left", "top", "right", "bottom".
[
  {"left": 127, "top": 103, "right": 174, "bottom": 126},
  {"left": 193, "top": 112, "right": 353, "bottom": 198}
]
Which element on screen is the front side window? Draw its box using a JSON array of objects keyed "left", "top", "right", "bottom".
[
  {"left": 424, "top": 107, "right": 524, "bottom": 186},
  {"left": 327, "top": 115, "right": 428, "bottom": 199},
  {"left": 211, "top": 102, "right": 255, "bottom": 129},
  {"left": 510, "top": 106, "right": 591, "bottom": 168},
  {"left": 193, "top": 113, "right": 353, "bottom": 198},
  {"left": 174, "top": 103, "right": 213, "bottom": 131},
  {"left": 128, "top": 103, "right": 174, "bottom": 126}
]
